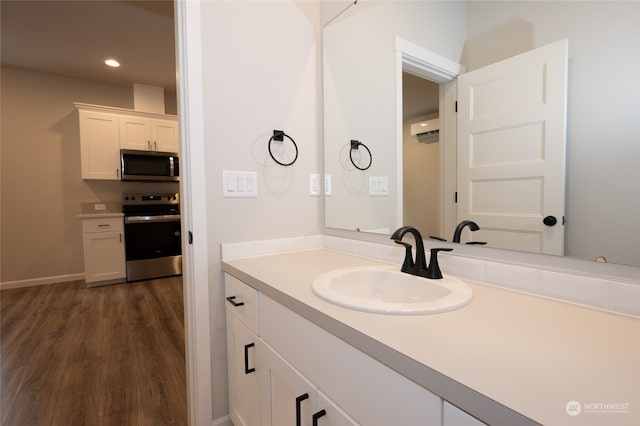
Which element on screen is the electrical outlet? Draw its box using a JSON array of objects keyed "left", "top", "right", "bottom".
[
  {"left": 94, "top": 203, "right": 106, "bottom": 211},
  {"left": 324, "top": 174, "right": 332, "bottom": 196},
  {"left": 309, "top": 173, "right": 321, "bottom": 196}
]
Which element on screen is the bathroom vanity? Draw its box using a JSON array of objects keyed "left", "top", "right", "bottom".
[{"left": 222, "top": 247, "right": 639, "bottom": 426}]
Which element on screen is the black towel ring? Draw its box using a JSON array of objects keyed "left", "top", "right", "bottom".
[
  {"left": 349, "top": 140, "right": 372, "bottom": 171},
  {"left": 268, "top": 130, "right": 298, "bottom": 167}
]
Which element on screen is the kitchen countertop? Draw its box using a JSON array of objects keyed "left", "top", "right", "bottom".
[
  {"left": 77, "top": 212, "right": 124, "bottom": 219},
  {"left": 222, "top": 249, "right": 640, "bottom": 426}
]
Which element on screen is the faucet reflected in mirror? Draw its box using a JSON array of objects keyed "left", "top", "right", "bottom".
[
  {"left": 429, "top": 220, "right": 487, "bottom": 246},
  {"left": 452, "top": 220, "right": 486, "bottom": 245},
  {"left": 391, "top": 226, "right": 452, "bottom": 279}
]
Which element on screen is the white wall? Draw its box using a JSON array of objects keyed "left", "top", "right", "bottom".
[
  {"left": 198, "top": 1, "right": 323, "bottom": 420},
  {"left": 463, "top": 1, "right": 640, "bottom": 266}
]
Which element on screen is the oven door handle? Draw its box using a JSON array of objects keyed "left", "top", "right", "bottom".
[{"left": 125, "top": 214, "right": 181, "bottom": 223}]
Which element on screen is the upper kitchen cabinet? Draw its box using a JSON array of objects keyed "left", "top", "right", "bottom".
[
  {"left": 119, "top": 115, "right": 179, "bottom": 153},
  {"left": 75, "top": 103, "right": 179, "bottom": 180},
  {"left": 78, "top": 108, "right": 121, "bottom": 180}
]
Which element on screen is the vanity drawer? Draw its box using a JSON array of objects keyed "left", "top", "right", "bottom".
[
  {"left": 224, "top": 273, "right": 259, "bottom": 334},
  {"left": 82, "top": 217, "right": 123, "bottom": 233}
]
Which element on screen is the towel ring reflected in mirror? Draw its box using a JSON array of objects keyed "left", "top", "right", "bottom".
[{"left": 349, "top": 140, "right": 372, "bottom": 171}]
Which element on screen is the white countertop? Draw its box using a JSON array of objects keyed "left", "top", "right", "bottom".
[
  {"left": 77, "top": 212, "right": 124, "bottom": 219},
  {"left": 222, "top": 249, "right": 640, "bottom": 426}
]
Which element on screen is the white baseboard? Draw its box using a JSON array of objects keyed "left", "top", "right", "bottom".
[
  {"left": 0, "top": 273, "right": 85, "bottom": 290},
  {"left": 212, "top": 415, "right": 231, "bottom": 426}
]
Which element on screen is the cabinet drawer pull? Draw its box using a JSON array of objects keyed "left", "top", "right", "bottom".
[
  {"left": 295, "top": 393, "right": 309, "bottom": 426},
  {"left": 97, "top": 224, "right": 110, "bottom": 228},
  {"left": 312, "top": 409, "right": 327, "bottom": 426},
  {"left": 244, "top": 342, "right": 255, "bottom": 374},
  {"left": 226, "top": 296, "right": 244, "bottom": 307}
]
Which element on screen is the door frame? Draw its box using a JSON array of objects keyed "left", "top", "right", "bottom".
[
  {"left": 394, "top": 37, "right": 464, "bottom": 238},
  {"left": 175, "top": 1, "right": 213, "bottom": 425}
]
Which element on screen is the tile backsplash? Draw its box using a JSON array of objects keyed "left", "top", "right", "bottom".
[{"left": 221, "top": 235, "right": 640, "bottom": 318}]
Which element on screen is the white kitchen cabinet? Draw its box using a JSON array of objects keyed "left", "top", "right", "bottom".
[
  {"left": 75, "top": 103, "right": 179, "bottom": 181},
  {"left": 225, "top": 275, "right": 260, "bottom": 426},
  {"left": 260, "top": 342, "right": 357, "bottom": 426},
  {"left": 119, "top": 115, "right": 179, "bottom": 152},
  {"left": 81, "top": 217, "right": 126, "bottom": 285},
  {"left": 78, "top": 109, "right": 121, "bottom": 180},
  {"left": 444, "top": 401, "right": 488, "bottom": 426}
]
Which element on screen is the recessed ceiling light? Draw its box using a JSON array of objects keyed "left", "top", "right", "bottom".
[{"left": 104, "top": 58, "right": 120, "bottom": 68}]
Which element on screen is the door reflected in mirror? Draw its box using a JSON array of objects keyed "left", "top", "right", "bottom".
[{"left": 323, "top": 1, "right": 639, "bottom": 267}]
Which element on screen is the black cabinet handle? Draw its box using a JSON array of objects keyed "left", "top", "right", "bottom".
[
  {"left": 226, "top": 296, "right": 244, "bottom": 307},
  {"left": 244, "top": 342, "right": 255, "bottom": 374},
  {"left": 295, "top": 393, "right": 309, "bottom": 426},
  {"left": 312, "top": 409, "right": 327, "bottom": 426}
]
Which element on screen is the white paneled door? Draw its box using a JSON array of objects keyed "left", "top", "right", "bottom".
[{"left": 457, "top": 39, "right": 568, "bottom": 255}]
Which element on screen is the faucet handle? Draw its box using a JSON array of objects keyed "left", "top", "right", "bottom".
[
  {"left": 393, "top": 240, "right": 415, "bottom": 273},
  {"left": 425, "top": 248, "right": 453, "bottom": 279}
]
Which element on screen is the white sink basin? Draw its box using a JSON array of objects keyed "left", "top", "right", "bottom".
[{"left": 312, "top": 266, "right": 472, "bottom": 315}]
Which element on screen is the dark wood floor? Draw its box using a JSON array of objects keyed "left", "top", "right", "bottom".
[{"left": 0, "top": 277, "right": 187, "bottom": 426}]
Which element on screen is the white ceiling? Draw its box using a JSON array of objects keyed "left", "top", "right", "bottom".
[{"left": 1, "top": 0, "right": 177, "bottom": 92}]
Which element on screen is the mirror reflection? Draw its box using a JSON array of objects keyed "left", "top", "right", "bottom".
[{"left": 323, "top": 0, "right": 639, "bottom": 266}]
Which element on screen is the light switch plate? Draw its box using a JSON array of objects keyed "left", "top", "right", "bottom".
[
  {"left": 223, "top": 171, "right": 258, "bottom": 197},
  {"left": 369, "top": 176, "right": 389, "bottom": 196}
]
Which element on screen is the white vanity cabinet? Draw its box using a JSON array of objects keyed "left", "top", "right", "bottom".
[
  {"left": 224, "top": 273, "right": 443, "bottom": 426},
  {"left": 444, "top": 401, "right": 488, "bottom": 426},
  {"left": 119, "top": 115, "right": 179, "bottom": 152},
  {"left": 260, "top": 342, "right": 357, "bottom": 426},
  {"left": 78, "top": 108, "right": 121, "bottom": 180},
  {"left": 81, "top": 217, "right": 126, "bottom": 284},
  {"left": 225, "top": 275, "right": 261, "bottom": 426}
]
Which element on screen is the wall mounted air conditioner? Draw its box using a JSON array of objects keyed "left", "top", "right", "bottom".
[{"left": 410, "top": 118, "right": 439, "bottom": 142}]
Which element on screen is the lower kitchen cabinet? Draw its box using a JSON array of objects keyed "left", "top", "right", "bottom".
[
  {"left": 81, "top": 217, "right": 126, "bottom": 285},
  {"left": 224, "top": 273, "right": 443, "bottom": 426}
]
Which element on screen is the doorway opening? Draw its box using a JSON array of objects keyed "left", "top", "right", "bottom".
[{"left": 394, "top": 37, "right": 463, "bottom": 241}]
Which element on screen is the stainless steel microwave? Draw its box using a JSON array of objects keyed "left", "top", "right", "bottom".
[{"left": 120, "top": 149, "right": 179, "bottom": 182}]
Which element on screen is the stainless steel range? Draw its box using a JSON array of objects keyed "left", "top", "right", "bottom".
[{"left": 122, "top": 192, "right": 182, "bottom": 282}]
